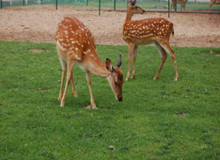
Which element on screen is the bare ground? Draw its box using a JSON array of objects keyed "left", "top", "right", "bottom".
[{"left": 0, "top": 5, "right": 220, "bottom": 47}]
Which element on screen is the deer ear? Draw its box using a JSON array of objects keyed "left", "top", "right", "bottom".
[
  {"left": 106, "top": 58, "right": 114, "bottom": 72},
  {"left": 129, "top": 0, "right": 136, "bottom": 6},
  {"left": 117, "top": 54, "right": 122, "bottom": 68}
]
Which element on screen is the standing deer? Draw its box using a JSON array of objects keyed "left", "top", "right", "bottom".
[
  {"left": 123, "top": 0, "right": 178, "bottom": 81},
  {"left": 210, "top": 0, "right": 216, "bottom": 9},
  {"left": 56, "top": 17, "right": 123, "bottom": 109},
  {"left": 171, "top": 0, "right": 188, "bottom": 11}
]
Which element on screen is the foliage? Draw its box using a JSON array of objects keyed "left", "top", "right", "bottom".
[{"left": 0, "top": 41, "right": 220, "bottom": 159}]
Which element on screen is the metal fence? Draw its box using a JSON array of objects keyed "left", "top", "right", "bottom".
[{"left": 1, "top": 0, "right": 220, "bottom": 14}]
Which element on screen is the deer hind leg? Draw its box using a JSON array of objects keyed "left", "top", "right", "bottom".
[
  {"left": 131, "top": 45, "right": 138, "bottom": 79},
  {"left": 154, "top": 42, "right": 168, "bottom": 80},
  {"left": 58, "top": 69, "right": 66, "bottom": 101},
  {"left": 58, "top": 59, "right": 66, "bottom": 101},
  {"left": 160, "top": 42, "right": 178, "bottom": 81},
  {"left": 85, "top": 71, "right": 97, "bottom": 109},
  {"left": 71, "top": 68, "right": 78, "bottom": 97},
  {"left": 126, "top": 43, "right": 135, "bottom": 81},
  {"left": 210, "top": 2, "right": 215, "bottom": 9},
  {"left": 60, "top": 58, "right": 75, "bottom": 107},
  {"left": 171, "top": 1, "right": 174, "bottom": 9},
  {"left": 183, "top": 2, "right": 186, "bottom": 11}
]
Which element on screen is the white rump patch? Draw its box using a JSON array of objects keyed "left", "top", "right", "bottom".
[{"left": 56, "top": 41, "right": 67, "bottom": 51}]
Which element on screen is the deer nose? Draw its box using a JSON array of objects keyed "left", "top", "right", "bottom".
[{"left": 118, "top": 97, "right": 123, "bottom": 102}]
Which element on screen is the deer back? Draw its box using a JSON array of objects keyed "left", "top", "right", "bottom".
[
  {"left": 56, "top": 17, "right": 96, "bottom": 61},
  {"left": 123, "top": 18, "right": 173, "bottom": 44}
]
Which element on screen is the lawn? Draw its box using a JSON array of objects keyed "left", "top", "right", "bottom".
[{"left": 0, "top": 41, "right": 220, "bottom": 159}]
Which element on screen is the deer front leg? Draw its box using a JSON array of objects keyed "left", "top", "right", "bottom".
[
  {"left": 85, "top": 71, "right": 97, "bottom": 109},
  {"left": 131, "top": 45, "right": 138, "bottom": 79},
  {"left": 126, "top": 43, "right": 135, "bottom": 81}
]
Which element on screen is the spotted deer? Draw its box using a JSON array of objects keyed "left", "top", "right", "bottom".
[
  {"left": 56, "top": 17, "right": 123, "bottom": 109},
  {"left": 210, "top": 0, "right": 216, "bottom": 9},
  {"left": 122, "top": 0, "right": 178, "bottom": 81},
  {"left": 171, "top": 0, "right": 188, "bottom": 11}
]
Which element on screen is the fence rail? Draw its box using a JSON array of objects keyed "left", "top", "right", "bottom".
[{"left": 1, "top": 0, "right": 220, "bottom": 14}]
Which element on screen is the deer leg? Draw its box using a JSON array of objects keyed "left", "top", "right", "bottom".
[
  {"left": 126, "top": 43, "right": 135, "bottom": 81},
  {"left": 70, "top": 69, "right": 78, "bottom": 97},
  {"left": 60, "top": 58, "right": 75, "bottom": 107},
  {"left": 58, "top": 69, "right": 66, "bottom": 101},
  {"left": 58, "top": 57, "right": 67, "bottom": 101},
  {"left": 171, "top": 1, "right": 174, "bottom": 10},
  {"left": 85, "top": 71, "right": 97, "bottom": 109},
  {"left": 131, "top": 45, "right": 138, "bottom": 79},
  {"left": 183, "top": 3, "right": 186, "bottom": 11},
  {"left": 210, "top": 2, "right": 215, "bottom": 9},
  {"left": 154, "top": 42, "right": 168, "bottom": 80},
  {"left": 161, "top": 42, "right": 178, "bottom": 81},
  {"left": 181, "top": 3, "right": 183, "bottom": 11}
]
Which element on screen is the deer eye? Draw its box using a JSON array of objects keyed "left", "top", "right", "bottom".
[{"left": 118, "top": 75, "right": 123, "bottom": 81}]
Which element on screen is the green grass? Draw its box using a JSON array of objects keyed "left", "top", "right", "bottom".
[{"left": 0, "top": 41, "right": 220, "bottom": 159}]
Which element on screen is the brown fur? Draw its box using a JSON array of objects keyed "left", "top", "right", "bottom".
[{"left": 56, "top": 17, "right": 123, "bottom": 109}]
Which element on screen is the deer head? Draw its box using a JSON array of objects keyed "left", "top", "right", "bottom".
[
  {"left": 106, "top": 54, "right": 123, "bottom": 101},
  {"left": 128, "top": 0, "right": 145, "bottom": 16}
]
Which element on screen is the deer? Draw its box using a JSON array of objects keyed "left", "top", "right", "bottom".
[
  {"left": 171, "top": 0, "right": 188, "bottom": 11},
  {"left": 56, "top": 17, "right": 124, "bottom": 109},
  {"left": 210, "top": 0, "right": 216, "bottom": 9},
  {"left": 122, "top": 0, "right": 178, "bottom": 81}
]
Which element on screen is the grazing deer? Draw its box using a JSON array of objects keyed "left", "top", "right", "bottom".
[
  {"left": 56, "top": 17, "right": 123, "bottom": 109},
  {"left": 123, "top": 0, "right": 178, "bottom": 81},
  {"left": 171, "top": 0, "right": 188, "bottom": 11},
  {"left": 210, "top": 0, "right": 216, "bottom": 9}
]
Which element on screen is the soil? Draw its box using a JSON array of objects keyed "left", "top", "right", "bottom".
[{"left": 0, "top": 5, "right": 220, "bottom": 47}]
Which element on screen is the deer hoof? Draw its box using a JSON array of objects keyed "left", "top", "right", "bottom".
[
  {"left": 60, "top": 101, "right": 65, "bottom": 107},
  {"left": 85, "top": 104, "right": 98, "bottom": 109},
  {"left": 153, "top": 76, "right": 158, "bottom": 80},
  {"left": 58, "top": 95, "right": 63, "bottom": 101},
  {"left": 73, "top": 92, "right": 78, "bottom": 97}
]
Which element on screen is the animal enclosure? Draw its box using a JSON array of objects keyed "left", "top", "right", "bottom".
[
  {"left": 0, "top": 5, "right": 219, "bottom": 48},
  {"left": 1, "top": 0, "right": 220, "bottom": 14}
]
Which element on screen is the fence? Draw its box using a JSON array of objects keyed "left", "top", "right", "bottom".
[{"left": 1, "top": 0, "right": 220, "bottom": 14}]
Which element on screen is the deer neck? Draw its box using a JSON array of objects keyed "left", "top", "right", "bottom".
[
  {"left": 81, "top": 52, "right": 110, "bottom": 78},
  {"left": 125, "top": 9, "right": 133, "bottom": 22}
]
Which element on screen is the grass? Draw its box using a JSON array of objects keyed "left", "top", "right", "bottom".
[{"left": 0, "top": 41, "right": 220, "bottom": 159}]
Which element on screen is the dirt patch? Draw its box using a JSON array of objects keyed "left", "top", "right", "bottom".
[
  {"left": 0, "top": 5, "right": 220, "bottom": 47},
  {"left": 29, "top": 49, "right": 49, "bottom": 53},
  {"left": 176, "top": 113, "right": 187, "bottom": 118}
]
